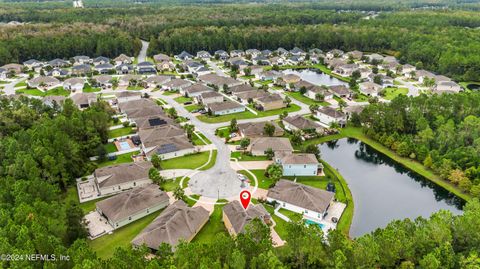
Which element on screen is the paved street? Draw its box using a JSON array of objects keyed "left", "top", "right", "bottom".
[{"left": 137, "top": 40, "right": 149, "bottom": 63}]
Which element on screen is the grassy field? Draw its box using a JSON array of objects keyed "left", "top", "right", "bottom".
[
  {"left": 89, "top": 210, "right": 162, "bottom": 259},
  {"left": 174, "top": 96, "right": 193, "bottom": 104},
  {"left": 192, "top": 131, "right": 211, "bottom": 145},
  {"left": 382, "top": 87, "right": 409, "bottom": 100},
  {"left": 192, "top": 203, "right": 228, "bottom": 243},
  {"left": 238, "top": 169, "right": 273, "bottom": 189},
  {"left": 197, "top": 104, "right": 301, "bottom": 123},
  {"left": 96, "top": 151, "right": 139, "bottom": 168},
  {"left": 45, "top": 87, "right": 70, "bottom": 96},
  {"left": 15, "top": 88, "right": 45, "bottom": 96},
  {"left": 284, "top": 91, "right": 329, "bottom": 106},
  {"left": 231, "top": 151, "right": 269, "bottom": 161},
  {"left": 107, "top": 127, "right": 135, "bottom": 138},
  {"left": 162, "top": 177, "right": 190, "bottom": 192},
  {"left": 162, "top": 90, "right": 179, "bottom": 96},
  {"left": 104, "top": 143, "right": 118, "bottom": 153},
  {"left": 14, "top": 81, "right": 27, "bottom": 87},
  {"left": 127, "top": 85, "right": 144, "bottom": 91},
  {"left": 185, "top": 104, "right": 203, "bottom": 112},
  {"left": 83, "top": 84, "right": 101, "bottom": 93},
  {"left": 200, "top": 150, "right": 217, "bottom": 170},
  {"left": 160, "top": 150, "right": 216, "bottom": 170}
]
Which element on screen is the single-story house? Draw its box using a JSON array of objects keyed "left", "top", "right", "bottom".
[
  {"left": 139, "top": 126, "right": 195, "bottom": 160},
  {"left": 329, "top": 85, "right": 352, "bottom": 98},
  {"left": 228, "top": 84, "right": 257, "bottom": 95},
  {"left": 316, "top": 106, "right": 346, "bottom": 127},
  {"left": 197, "top": 91, "right": 224, "bottom": 105},
  {"left": 153, "top": 53, "right": 170, "bottom": 62},
  {"left": 182, "top": 83, "right": 213, "bottom": 97},
  {"left": 344, "top": 50, "right": 363, "bottom": 60},
  {"left": 230, "top": 50, "right": 245, "bottom": 57},
  {"left": 47, "top": 68, "right": 69, "bottom": 77},
  {"left": 118, "top": 98, "right": 157, "bottom": 113},
  {"left": 196, "top": 51, "right": 212, "bottom": 59},
  {"left": 93, "top": 75, "right": 113, "bottom": 89},
  {"left": 131, "top": 200, "right": 209, "bottom": 250},
  {"left": 119, "top": 74, "right": 143, "bottom": 87},
  {"left": 259, "top": 70, "right": 281, "bottom": 81},
  {"left": 156, "top": 60, "right": 175, "bottom": 72},
  {"left": 48, "top": 58, "right": 70, "bottom": 68},
  {"left": 276, "top": 74, "right": 301, "bottom": 87},
  {"left": 114, "top": 54, "right": 133, "bottom": 65},
  {"left": 234, "top": 90, "right": 270, "bottom": 104},
  {"left": 42, "top": 95, "right": 66, "bottom": 108},
  {"left": 282, "top": 115, "right": 323, "bottom": 134},
  {"left": 0, "top": 68, "right": 6, "bottom": 79},
  {"left": 414, "top": 70, "right": 436, "bottom": 84},
  {"left": 248, "top": 137, "right": 293, "bottom": 156},
  {"left": 223, "top": 201, "right": 270, "bottom": 236},
  {"left": 270, "top": 56, "right": 285, "bottom": 66},
  {"left": 163, "top": 79, "right": 192, "bottom": 91},
  {"left": 93, "top": 56, "right": 110, "bottom": 66},
  {"left": 359, "top": 82, "right": 383, "bottom": 97},
  {"left": 72, "top": 64, "right": 92, "bottom": 76},
  {"left": 70, "top": 92, "right": 97, "bottom": 109},
  {"left": 254, "top": 93, "right": 285, "bottom": 111},
  {"left": 290, "top": 47, "right": 305, "bottom": 56},
  {"left": 94, "top": 63, "right": 115, "bottom": 74},
  {"left": 63, "top": 77, "right": 85, "bottom": 92},
  {"left": 267, "top": 179, "right": 334, "bottom": 220},
  {"left": 175, "top": 51, "right": 194, "bottom": 61},
  {"left": 137, "top": 62, "right": 156, "bottom": 74},
  {"left": 134, "top": 115, "right": 174, "bottom": 130},
  {"left": 23, "top": 59, "right": 43, "bottom": 71},
  {"left": 28, "top": 76, "right": 61, "bottom": 89},
  {"left": 198, "top": 73, "right": 243, "bottom": 89},
  {"left": 115, "top": 91, "right": 142, "bottom": 104},
  {"left": 274, "top": 152, "right": 321, "bottom": 176},
  {"left": 144, "top": 75, "right": 172, "bottom": 88},
  {"left": 334, "top": 64, "right": 359, "bottom": 77},
  {"left": 326, "top": 49, "right": 344, "bottom": 59},
  {"left": 96, "top": 184, "right": 169, "bottom": 229},
  {"left": 435, "top": 81, "right": 462, "bottom": 93},
  {"left": 116, "top": 64, "right": 134, "bottom": 74},
  {"left": 368, "top": 73, "right": 393, "bottom": 86},
  {"left": 214, "top": 50, "right": 229, "bottom": 60},
  {"left": 305, "top": 85, "right": 333, "bottom": 101},
  {"left": 276, "top": 47, "right": 289, "bottom": 56},
  {"left": 238, "top": 121, "right": 284, "bottom": 138},
  {"left": 245, "top": 49, "right": 262, "bottom": 58},
  {"left": 1, "top": 63, "right": 23, "bottom": 74},
  {"left": 292, "top": 80, "right": 316, "bottom": 92},
  {"left": 73, "top": 55, "right": 91, "bottom": 65},
  {"left": 401, "top": 64, "right": 416, "bottom": 76},
  {"left": 364, "top": 53, "right": 384, "bottom": 63},
  {"left": 206, "top": 101, "right": 245, "bottom": 116},
  {"left": 93, "top": 161, "right": 153, "bottom": 196}
]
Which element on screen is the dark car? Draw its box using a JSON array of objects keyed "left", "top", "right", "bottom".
[{"left": 184, "top": 101, "right": 193, "bottom": 105}]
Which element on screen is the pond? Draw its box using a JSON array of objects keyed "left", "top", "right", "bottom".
[
  {"left": 319, "top": 138, "right": 464, "bottom": 238},
  {"left": 283, "top": 68, "right": 347, "bottom": 86}
]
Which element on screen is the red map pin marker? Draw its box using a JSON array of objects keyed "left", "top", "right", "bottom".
[{"left": 240, "top": 190, "right": 251, "bottom": 210}]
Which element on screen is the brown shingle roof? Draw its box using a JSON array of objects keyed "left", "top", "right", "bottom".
[
  {"left": 95, "top": 162, "right": 152, "bottom": 188},
  {"left": 249, "top": 137, "right": 293, "bottom": 153},
  {"left": 223, "top": 201, "right": 270, "bottom": 234},
  {"left": 131, "top": 200, "right": 209, "bottom": 249},
  {"left": 96, "top": 184, "right": 168, "bottom": 223},
  {"left": 267, "top": 179, "right": 334, "bottom": 213},
  {"left": 283, "top": 115, "right": 320, "bottom": 130},
  {"left": 139, "top": 125, "right": 186, "bottom": 148},
  {"left": 207, "top": 101, "right": 244, "bottom": 112},
  {"left": 238, "top": 121, "right": 284, "bottom": 137}
]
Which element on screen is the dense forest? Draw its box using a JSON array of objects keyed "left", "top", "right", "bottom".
[
  {"left": 0, "top": 96, "right": 479, "bottom": 268},
  {"left": 356, "top": 92, "right": 480, "bottom": 198}
]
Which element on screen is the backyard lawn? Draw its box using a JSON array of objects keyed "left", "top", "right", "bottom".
[
  {"left": 104, "top": 143, "right": 118, "bottom": 153},
  {"left": 382, "top": 87, "right": 409, "bottom": 100},
  {"left": 45, "top": 87, "right": 70, "bottom": 96},
  {"left": 174, "top": 96, "right": 193, "bottom": 104},
  {"left": 160, "top": 150, "right": 216, "bottom": 170},
  {"left": 96, "top": 151, "right": 139, "bottom": 168},
  {"left": 198, "top": 104, "right": 301, "bottom": 123},
  {"left": 89, "top": 210, "right": 163, "bottom": 259},
  {"left": 107, "top": 127, "right": 135, "bottom": 138},
  {"left": 64, "top": 186, "right": 107, "bottom": 214},
  {"left": 83, "top": 84, "right": 101, "bottom": 93},
  {"left": 161, "top": 177, "right": 190, "bottom": 192},
  {"left": 15, "top": 88, "right": 45, "bottom": 96},
  {"left": 192, "top": 203, "right": 228, "bottom": 243},
  {"left": 284, "top": 91, "right": 329, "bottom": 106}
]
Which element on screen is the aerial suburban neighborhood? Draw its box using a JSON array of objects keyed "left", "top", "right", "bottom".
[{"left": 1, "top": 1, "right": 479, "bottom": 268}]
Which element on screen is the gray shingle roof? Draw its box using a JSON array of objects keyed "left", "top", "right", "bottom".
[
  {"left": 94, "top": 162, "right": 153, "bottom": 188},
  {"left": 223, "top": 201, "right": 270, "bottom": 234}
]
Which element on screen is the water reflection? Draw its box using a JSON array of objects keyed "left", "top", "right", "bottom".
[
  {"left": 320, "top": 138, "right": 464, "bottom": 237},
  {"left": 282, "top": 69, "right": 348, "bottom": 86}
]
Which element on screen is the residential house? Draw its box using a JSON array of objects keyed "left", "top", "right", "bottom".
[
  {"left": 1, "top": 63, "right": 23, "bottom": 75},
  {"left": 48, "top": 58, "right": 70, "bottom": 68},
  {"left": 237, "top": 121, "right": 284, "bottom": 138},
  {"left": 182, "top": 83, "right": 213, "bottom": 97},
  {"left": 365, "top": 53, "right": 384, "bottom": 63},
  {"left": 358, "top": 67, "right": 372, "bottom": 79},
  {"left": 47, "top": 68, "right": 69, "bottom": 78},
  {"left": 316, "top": 106, "right": 346, "bottom": 127},
  {"left": 193, "top": 66, "right": 211, "bottom": 77},
  {"left": 343, "top": 105, "right": 366, "bottom": 120},
  {"left": 245, "top": 49, "right": 261, "bottom": 58},
  {"left": 196, "top": 51, "right": 212, "bottom": 59},
  {"left": 259, "top": 70, "right": 281, "bottom": 81},
  {"left": 282, "top": 115, "right": 323, "bottom": 134},
  {"left": 72, "top": 64, "right": 92, "bottom": 76},
  {"left": 63, "top": 77, "right": 85, "bottom": 92},
  {"left": 93, "top": 162, "right": 153, "bottom": 196},
  {"left": 305, "top": 85, "right": 333, "bottom": 101},
  {"left": 334, "top": 64, "right": 359, "bottom": 77},
  {"left": 42, "top": 95, "right": 66, "bottom": 108},
  {"left": 414, "top": 70, "right": 436, "bottom": 84},
  {"left": 325, "top": 58, "right": 348, "bottom": 69},
  {"left": 153, "top": 53, "right": 170, "bottom": 62},
  {"left": 287, "top": 55, "right": 303, "bottom": 65},
  {"left": 261, "top": 49, "right": 272, "bottom": 57},
  {"left": 115, "top": 91, "right": 142, "bottom": 104},
  {"left": 267, "top": 180, "right": 334, "bottom": 220},
  {"left": 233, "top": 89, "right": 270, "bottom": 104},
  {"left": 156, "top": 60, "right": 175, "bottom": 72},
  {"left": 198, "top": 74, "right": 243, "bottom": 88},
  {"left": 72, "top": 56, "right": 91, "bottom": 65},
  {"left": 434, "top": 75, "right": 451, "bottom": 84},
  {"left": 118, "top": 98, "right": 157, "bottom": 113},
  {"left": 0, "top": 68, "right": 7, "bottom": 79},
  {"left": 114, "top": 54, "right": 133, "bottom": 65},
  {"left": 70, "top": 92, "right": 97, "bottom": 109},
  {"left": 131, "top": 200, "right": 209, "bottom": 250},
  {"left": 368, "top": 73, "right": 393, "bottom": 87},
  {"left": 230, "top": 50, "right": 245, "bottom": 58},
  {"left": 134, "top": 115, "right": 174, "bottom": 130},
  {"left": 28, "top": 76, "right": 61, "bottom": 89},
  {"left": 137, "top": 62, "right": 156, "bottom": 74},
  {"left": 223, "top": 201, "right": 270, "bottom": 236},
  {"left": 252, "top": 55, "right": 270, "bottom": 65},
  {"left": 228, "top": 84, "right": 257, "bottom": 95},
  {"left": 196, "top": 91, "right": 223, "bottom": 105},
  {"left": 119, "top": 74, "right": 142, "bottom": 87},
  {"left": 116, "top": 64, "right": 134, "bottom": 74},
  {"left": 23, "top": 59, "right": 43, "bottom": 71},
  {"left": 435, "top": 81, "right": 462, "bottom": 93},
  {"left": 358, "top": 81, "right": 382, "bottom": 96},
  {"left": 124, "top": 106, "right": 166, "bottom": 123},
  {"left": 326, "top": 49, "right": 344, "bottom": 59},
  {"left": 145, "top": 75, "right": 172, "bottom": 89},
  {"left": 274, "top": 152, "right": 321, "bottom": 176},
  {"left": 329, "top": 85, "right": 352, "bottom": 98},
  {"left": 228, "top": 58, "right": 248, "bottom": 70},
  {"left": 94, "top": 63, "right": 115, "bottom": 74},
  {"left": 214, "top": 50, "right": 229, "bottom": 60},
  {"left": 383, "top": 56, "right": 398, "bottom": 64},
  {"left": 277, "top": 74, "right": 301, "bottom": 88},
  {"left": 292, "top": 80, "right": 316, "bottom": 92},
  {"left": 93, "top": 56, "right": 110, "bottom": 66},
  {"left": 162, "top": 79, "right": 192, "bottom": 91},
  {"left": 242, "top": 65, "right": 263, "bottom": 77},
  {"left": 270, "top": 56, "right": 285, "bottom": 66},
  {"left": 344, "top": 50, "right": 363, "bottom": 60},
  {"left": 139, "top": 125, "right": 195, "bottom": 160},
  {"left": 380, "top": 62, "right": 401, "bottom": 73},
  {"left": 248, "top": 137, "right": 293, "bottom": 156},
  {"left": 401, "top": 64, "right": 416, "bottom": 76},
  {"left": 206, "top": 101, "right": 245, "bottom": 115},
  {"left": 290, "top": 47, "right": 305, "bottom": 56},
  {"left": 175, "top": 51, "right": 194, "bottom": 61},
  {"left": 96, "top": 184, "right": 169, "bottom": 229},
  {"left": 254, "top": 93, "right": 285, "bottom": 111},
  {"left": 93, "top": 75, "right": 113, "bottom": 89},
  {"left": 276, "top": 47, "right": 289, "bottom": 56}
]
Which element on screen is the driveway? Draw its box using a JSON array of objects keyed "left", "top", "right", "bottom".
[{"left": 137, "top": 40, "right": 149, "bottom": 63}]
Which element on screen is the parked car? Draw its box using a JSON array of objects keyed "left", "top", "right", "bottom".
[
  {"left": 184, "top": 101, "right": 193, "bottom": 105},
  {"left": 229, "top": 133, "right": 237, "bottom": 138}
]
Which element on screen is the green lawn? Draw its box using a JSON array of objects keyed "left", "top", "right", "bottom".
[
  {"left": 104, "top": 143, "right": 118, "bottom": 153},
  {"left": 192, "top": 203, "right": 228, "bottom": 243},
  {"left": 162, "top": 90, "right": 179, "bottom": 96},
  {"left": 284, "top": 91, "right": 329, "bottom": 106},
  {"left": 192, "top": 131, "right": 211, "bottom": 146},
  {"left": 238, "top": 169, "right": 274, "bottom": 189},
  {"left": 107, "top": 127, "right": 135, "bottom": 138},
  {"left": 174, "top": 96, "right": 193, "bottom": 104},
  {"left": 162, "top": 177, "right": 190, "bottom": 192},
  {"left": 89, "top": 210, "right": 163, "bottom": 259},
  {"left": 185, "top": 104, "right": 203, "bottom": 112},
  {"left": 45, "top": 87, "right": 70, "bottom": 96},
  {"left": 185, "top": 194, "right": 200, "bottom": 207},
  {"left": 200, "top": 150, "right": 217, "bottom": 170},
  {"left": 160, "top": 150, "right": 216, "bottom": 170},
  {"left": 15, "top": 88, "right": 45, "bottom": 96},
  {"left": 216, "top": 127, "right": 231, "bottom": 138},
  {"left": 96, "top": 151, "right": 139, "bottom": 168},
  {"left": 263, "top": 204, "right": 289, "bottom": 239},
  {"left": 256, "top": 79, "right": 273, "bottom": 86},
  {"left": 278, "top": 208, "right": 302, "bottom": 222},
  {"left": 14, "top": 81, "right": 27, "bottom": 88},
  {"left": 382, "top": 87, "right": 409, "bottom": 100},
  {"left": 64, "top": 186, "right": 107, "bottom": 214},
  {"left": 0, "top": 80, "right": 8, "bottom": 84},
  {"left": 231, "top": 151, "right": 269, "bottom": 161},
  {"left": 83, "top": 84, "right": 101, "bottom": 93},
  {"left": 197, "top": 104, "right": 301, "bottom": 123},
  {"left": 127, "top": 85, "right": 144, "bottom": 91},
  {"left": 241, "top": 75, "right": 255, "bottom": 79}
]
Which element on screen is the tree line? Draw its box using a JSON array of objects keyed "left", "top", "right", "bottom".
[{"left": 354, "top": 92, "right": 480, "bottom": 198}]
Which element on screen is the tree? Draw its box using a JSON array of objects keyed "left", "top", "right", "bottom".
[
  {"left": 230, "top": 118, "right": 238, "bottom": 132},
  {"left": 184, "top": 124, "right": 195, "bottom": 140},
  {"left": 266, "top": 163, "right": 283, "bottom": 184},
  {"left": 279, "top": 111, "right": 289, "bottom": 120},
  {"left": 167, "top": 107, "right": 178, "bottom": 119},
  {"left": 65, "top": 201, "right": 88, "bottom": 244},
  {"left": 299, "top": 86, "right": 307, "bottom": 94},
  {"left": 284, "top": 96, "right": 292, "bottom": 107},
  {"left": 309, "top": 104, "right": 319, "bottom": 113},
  {"left": 264, "top": 123, "right": 275, "bottom": 137},
  {"left": 305, "top": 144, "right": 321, "bottom": 159},
  {"left": 240, "top": 137, "right": 250, "bottom": 152},
  {"left": 173, "top": 186, "right": 186, "bottom": 201},
  {"left": 290, "top": 130, "right": 303, "bottom": 146},
  {"left": 315, "top": 93, "right": 324, "bottom": 101},
  {"left": 151, "top": 154, "right": 162, "bottom": 169},
  {"left": 265, "top": 148, "right": 274, "bottom": 160},
  {"left": 149, "top": 168, "right": 165, "bottom": 186}
]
